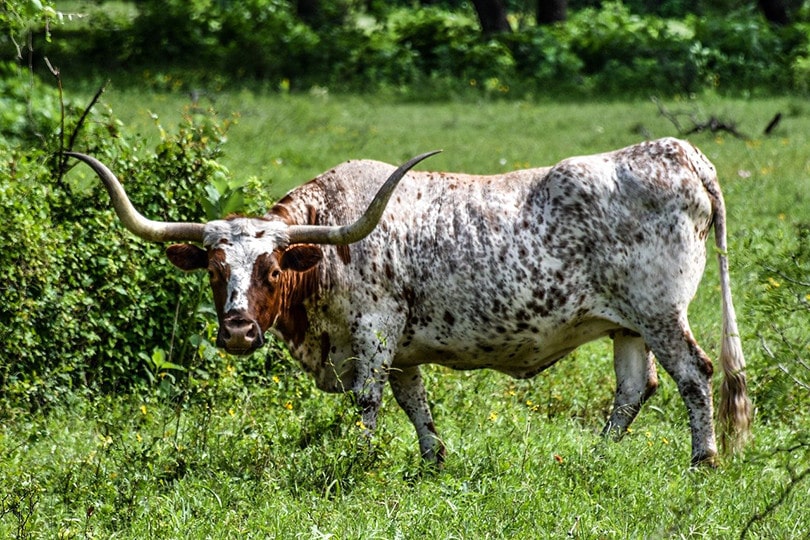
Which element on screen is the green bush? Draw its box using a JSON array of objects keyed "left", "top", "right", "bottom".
[
  {"left": 0, "top": 62, "right": 63, "bottom": 143},
  {"left": 389, "top": 7, "right": 515, "bottom": 84},
  {"left": 218, "top": 1, "right": 321, "bottom": 83},
  {"left": 0, "top": 65, "right": 242, "bottom": 407},
  {"left": 500, "top": 26, "right": 583, "bottom": 93},
  {"left": 692, "top": 11, "right": 793, "bottom": 91},
  {"left": 131, "top": 0, "right": 321, "bottom": 86},
  {"left": 322, "top": 24, "right": 422, "bottom": 91},
  {"left": 744, "top": 221, "right": 810, "bottom": 422},
  {"left": 131, "top": 0, "right": 222, "bottom": 66},
  {"left": 565, "top": 2, "right": 699, "bottom": 94}
]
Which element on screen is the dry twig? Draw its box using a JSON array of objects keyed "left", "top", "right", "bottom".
[{"left": 652, "top": 97, "right": 749, "bottom": 140}]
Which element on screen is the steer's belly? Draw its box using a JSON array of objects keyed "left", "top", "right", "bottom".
[{"left": 393, "top": 318, "right": 623, "bottom": 378}]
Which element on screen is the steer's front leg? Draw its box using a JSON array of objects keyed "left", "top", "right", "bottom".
[{"left": 350, "top": 314, "right": 402, "bottom": 438}]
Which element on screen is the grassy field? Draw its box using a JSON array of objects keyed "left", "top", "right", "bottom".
[{"left": 2, "top": 90, "right": 809, "bottom": 538}]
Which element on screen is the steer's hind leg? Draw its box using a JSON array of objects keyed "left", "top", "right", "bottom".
[
  {"left": 389, "top": 366, "right": 445, "bottom": 464},
  {"left": 643, "top": 318, "right": 718, "bottom": 466},
  {"left": 603, "top": 330, "right": 659, "bottom": 439}
]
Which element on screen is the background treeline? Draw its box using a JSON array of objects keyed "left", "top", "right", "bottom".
[{"left": 11, "top": 0, "right": 810, "bottom": 97}]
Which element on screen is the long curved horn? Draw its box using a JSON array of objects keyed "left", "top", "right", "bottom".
[
  {"left": 287, "top": 150, "right": 441, "bottom": 245},
  {"left": 66, "top": 152, "right": 206, "bottom": 243}
]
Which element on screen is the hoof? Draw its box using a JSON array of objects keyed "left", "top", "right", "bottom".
[{"left": 691, "top": 452, "right": 718, "bottom": 468}]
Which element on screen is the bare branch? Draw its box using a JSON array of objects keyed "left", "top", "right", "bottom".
[
  {"left": 653, "top": 97, "right": 749, "bottom": 140},
  {"left": 652, "top": 97, "right": 685, "bottom": 133},
  {"left": 763, "top": 112, "right": 782, "bottom": 135},
  {"left": 55, "top": 77, "right": 109, "bottom": 186},
  {"left": 44, "top": 57, "right": 68, "bottom": 186},
  {"left": 740, "top": 466, "right": 810, "bottom": 539},
  {"left": 766, "top": 324, "right": 810, "bottom": 390},
  {"left": 776, "top": 364, "right": 810, "bottom": 391},
  {"left": 762, "top": 265, "right": 810, "bottom": 288},
  {"left": 773, "top": 324, "right": 810, "bottom": 366},
  {"left": 66, "top": 80, "right": 109, "bottom": 152},
  {"left": 758, "top": 333, "right": 776, "bottom": 359}
]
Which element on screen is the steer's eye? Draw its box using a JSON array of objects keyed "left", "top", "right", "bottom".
[{"left": 269, "top": 268, "right": 282, "bottom": 282}]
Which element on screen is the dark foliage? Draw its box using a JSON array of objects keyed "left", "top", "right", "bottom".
[{"left": 13, "top": 0, "right": 809, "bottom": 98}]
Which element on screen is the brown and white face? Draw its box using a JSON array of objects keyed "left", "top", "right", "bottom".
[{"left": 166, "top": 219, "right": 323, "bottom": 355}]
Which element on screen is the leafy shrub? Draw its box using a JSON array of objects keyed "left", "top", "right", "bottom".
[
  {"left": 500, "top": 26, "right": 583, "bottom": 93},
  {"left": 218, "top": 1, "right": 321, "bottom": 83},
  {"left": 0, "top": 62, "right": 62, "bottom": 144},
  {"left": 744, "top": 222, "right": 810, "bottom": 422},
  {"left": 0, "top": 66, "right": 244, "bottom": 408},
  {"left": 389, "top": 7, "right": 515, "bottom": 85},
  {"left": 566, "top": 2, "right": 699, "bottom": 94},
  {"left": 791, "top": 40, "right": 810, "bottom": 92},
  {"left": 323, "top": 24, "right": 422, "bottom": 91},
  {"left": 132, "top": 0, "right": 321, "bottom": 87},
  {"left": 619, "top": 0, "right": 694, "bottom": 17},
  {"left": 131, "top": 0, "right": 222, "bottom": 66},
  {"left": 692, "top": 11, "right": 793, "bottom": 91}
]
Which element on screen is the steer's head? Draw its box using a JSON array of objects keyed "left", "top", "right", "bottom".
[
  {"left": 165, "top": 219, "right": 324, "bottom": 354},
  {"left": 66, "top": 151, "right": 438, "bottom": 355}
]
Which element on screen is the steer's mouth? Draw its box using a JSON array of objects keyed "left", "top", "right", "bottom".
[{"left": 217, "top": 313, "right": 264, "bottom": 355}]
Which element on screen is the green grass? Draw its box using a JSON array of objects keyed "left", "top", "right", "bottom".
[{"left": 3, "top": 90, "right": 810, "bottom": 538}]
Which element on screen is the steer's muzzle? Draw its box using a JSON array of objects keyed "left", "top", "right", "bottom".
[{"left": 218, "top": 313, "right": 264, "bottom": 355}]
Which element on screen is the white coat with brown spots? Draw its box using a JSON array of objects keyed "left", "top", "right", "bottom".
[{"left": 71, "top": 138, "right": 752, "bottom": 467}]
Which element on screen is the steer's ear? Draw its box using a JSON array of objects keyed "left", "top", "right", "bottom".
[
  {"left": 166, "top": 244, "right": 208, "bottom": 271},
  {"left": 280, "top": 244, "right": 323, "bottom": 272}
]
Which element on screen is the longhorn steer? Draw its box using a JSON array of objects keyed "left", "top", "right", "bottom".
[{"left": 68, "top": 137, "right": 751, "bottom": 466}]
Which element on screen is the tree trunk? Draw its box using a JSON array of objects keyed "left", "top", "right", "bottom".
[
  {"left": 296, "top": 0, "right": 320, "bottom": 25},
  {"left": 758, "top": 0, "right": 790, "bottom": 25},
  {"left": 470, "top": 0, "right": 512, "bottom": 35},
  {"left": 536, "top": 0, "right": 567, "bottom": 25}
]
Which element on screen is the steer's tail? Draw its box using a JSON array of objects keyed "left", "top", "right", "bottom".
[{"left": 705, "top": 166, "right": 752, "bottom": 454}]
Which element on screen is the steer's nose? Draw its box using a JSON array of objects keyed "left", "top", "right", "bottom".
[{"left": 218, "top": 313, "right": 264, "bottom": 355}]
